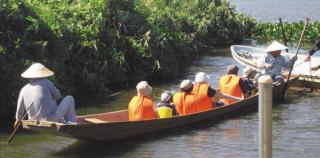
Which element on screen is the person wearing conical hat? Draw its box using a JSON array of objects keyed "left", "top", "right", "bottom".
[
  {"left": 14, "top": 63, "right": 77, "bottom": 128},
  {"left": 257, "top": 41, "right": 297, "bottom": 84}
]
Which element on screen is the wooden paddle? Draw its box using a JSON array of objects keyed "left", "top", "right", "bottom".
[
  {"left": 279, "top": 17, "right": 288, "bottom": 52},
  {"left": 281, "top": 18, "right": 310, "bottom": 99},
  {"left": 6, "top": 112, "right": 28, "bottom": 145}
]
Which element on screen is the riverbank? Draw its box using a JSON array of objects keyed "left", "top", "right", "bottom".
[{"left": 0, "top": 0, "right": 255, "bottom": 123}]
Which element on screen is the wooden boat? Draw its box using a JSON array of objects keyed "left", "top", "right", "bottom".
[
  {"left": 22, "top": 77, "right": 298, "bottom": 142},
  {"left": 231, "top": 45, "right": 320, "bottom": 90},
  {"left": 230, "top": 45, "right": 320, "bottom": 77}
]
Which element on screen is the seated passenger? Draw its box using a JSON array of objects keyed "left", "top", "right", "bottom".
[
  {"left": 173, "top": 80, "right": 197, "bottom": 115},
  {"left": 15, "top": 63, "right": 77, "bottom": 127},
  {"left": 257, "top": 40, "right": 296, "bottom": 84},
  {"left": 219, "top": 65, "right": 249, "bottom": 105},
  {"left": 192, "top": 72, "right": 216, "bottom": 110},
  {"left": 128, "top": 81, "right": 157, "bottom": 121},
  {"left": 242, "top": 67, "right": 258, "bottom": 96},
  {"left": 157, "top": 91, "right": 178, "bottom": 118}
]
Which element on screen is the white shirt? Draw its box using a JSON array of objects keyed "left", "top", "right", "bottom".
[
  {"left": 15, "top": 78, "right": 61, "bottom": 120},
  {"left": 258, "top": 52, "right": 294, "bottom": 76}
]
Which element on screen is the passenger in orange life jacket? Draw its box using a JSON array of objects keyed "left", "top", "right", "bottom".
[
  {"left": 193, "top": 72, "right": 244, "bottom": 108},
  {"left": 156, "top": 91, "right": 178, "bottom": 118},
  {"left": 193, "top": 72, "right": 216, "bottom": 111},
  {"left": 128, "top": 81, "right": 157, "bottom": 121},
  {"left": 173, "top": 80, "right": 197, "bottom": 115},
  {"left": 219, "top": 65, "right": 250, "bottom": 105}
]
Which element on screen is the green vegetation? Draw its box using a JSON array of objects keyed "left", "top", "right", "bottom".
[
  {"left": 0, "top": 0, "right": 255, "bottom": 123},
  {"left": 252, "top": 21, "right": 320, "bottom": 43}
]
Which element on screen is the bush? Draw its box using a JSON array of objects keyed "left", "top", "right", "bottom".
[{"left": 0, "top": 0, "right": 255, "bottom": 122}]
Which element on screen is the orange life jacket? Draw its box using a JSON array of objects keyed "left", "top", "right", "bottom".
[
  {"left": 192, "top": 83, "right": 214, "bottom": 111},
  {"left": 173, "top": 92, "right": 197, "bottom": 115},
  {"left": 128, "top": 96, "right": 156, "bottom": 121},
  {"left": 219, "top": 75, "right": 243, "bottom": 105}
]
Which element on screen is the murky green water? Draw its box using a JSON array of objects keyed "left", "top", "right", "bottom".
[{"left": 1, "top": 42, "right": 320, "bottom": 157}]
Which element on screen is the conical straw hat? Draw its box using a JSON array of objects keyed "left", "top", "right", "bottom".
[
  {"left": 265, "top": 41, "right": 288, "bottom": 52},
  {"left": 21, "top": 63, "right": 54, "bottom": 79}
]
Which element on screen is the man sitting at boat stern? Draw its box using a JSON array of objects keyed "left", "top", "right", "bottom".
[
  {"left": 156, "top": 91, "right": 178, "bottom": 118},
  {"left": 219, "top": 65, "right": 249, "bottom": 105},
  {"left": 257, "top": 40, "right": 297, "bottom": 84},
  {"left": 15, "top": 63, "right": 77, "bottom": 128},
  {"left": 128, "top": 81, "right": 157, "bottom": 121}
]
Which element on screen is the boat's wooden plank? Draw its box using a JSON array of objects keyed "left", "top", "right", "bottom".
[
  {"left": 84, "top": 118, "right": 108, "bottom": 123},
  {"left": 77, "top": 110, "right": 128, "bottom": 123}
]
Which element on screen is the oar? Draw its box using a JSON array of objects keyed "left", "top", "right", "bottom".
[
  {"left": 279, "top": 17, "right": 288, "bottom": 52},
  {"left": 6, "top": 112, "right": 28, "bottom": 145},
  {"left": 281, "top": 18, "right": 310, "bottom": 98}
]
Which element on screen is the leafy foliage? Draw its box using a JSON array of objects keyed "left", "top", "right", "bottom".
[
  {"left": 0, "top": 0, "right": 255, "bottom": 122},
  {"left": 252, "top": 21, "right": 320, "bottom": 43}
]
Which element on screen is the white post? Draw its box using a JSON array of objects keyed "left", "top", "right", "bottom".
[{"left": 258, "top": 75, "right": 273, "bottom": 158}]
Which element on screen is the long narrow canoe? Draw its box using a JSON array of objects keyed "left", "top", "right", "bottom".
[{"left": 22, "top": 77, "right": 298, "bottom": 142}]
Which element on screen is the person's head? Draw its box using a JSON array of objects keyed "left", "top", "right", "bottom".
[
  {"left": 195, "top": 72, "right": 210, "bottom": 84},
  {"left": 179, "top": 79, "right": 193, "bottom": 93},
  {"left": 265, "top": 40, "right": 288, "bottom": 57},
  {"left": 136, "top": 81, "right": 152, "bottom": 96},
  {"left": 21, "top": 63, "right": 54, "bottom": 79},
  {"left": 160, "top": 91, "right": 173, "bottom": 103},
  {"left": 308, "top": 39, "right": 320, "bottom": 54},
  {"left": 243, "top": 67, "right": 257, "bottom": 79},
  {"left": 227, "top": 65, "right": 239, "bottom": 75}
]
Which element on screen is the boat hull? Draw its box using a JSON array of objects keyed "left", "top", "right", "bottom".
[{"left": 22, "top": 80, "right": 292, "bottom": 142}]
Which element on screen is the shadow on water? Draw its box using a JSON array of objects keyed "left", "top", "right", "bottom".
[{"left": 53, "top": 123, "right": 225, "bottom": 157}]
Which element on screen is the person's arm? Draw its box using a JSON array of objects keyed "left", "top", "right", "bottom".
[
  {"left": 215, "top": 89, "right": 243, "bottom": 101},
  {"left": 153, "top": 103, "right": 159, "bottom": 118},
  {"left": 311, "top": 65, "right": 320, "bottom": 71},
  {"left": 258, "top": 55, "right": 273, "bottom": 69},
  {"left": 283, "top": 55, "right": 297, "bottom": 69},
  {"left": 14, "top": 92, "right": 26, "bottom": 128},
  {"left": 305, "top": 48, "right": 317, "bottom": 61},
  {"left": 48, "top": 80, "right": 62, "bottom": 101}
]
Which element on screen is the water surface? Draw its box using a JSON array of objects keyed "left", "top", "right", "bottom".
[
  {"left": 229, "top": 0, "right": 320, "bottom": 22},
  {"left": 1, "top": 44, "right": 320, "bottom": 157}
]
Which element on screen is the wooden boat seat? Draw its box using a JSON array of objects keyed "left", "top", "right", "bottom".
[{"left": 84, "top": 118, "right": 108, "bottom": 123}]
